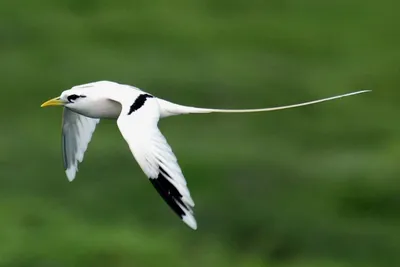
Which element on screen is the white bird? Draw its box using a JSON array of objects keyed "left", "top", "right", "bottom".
[{"left": 41, "top": 80, "right": 370, "bottom": 230}]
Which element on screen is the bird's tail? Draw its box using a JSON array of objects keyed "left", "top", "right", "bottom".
[{"left": 157, "top": 90, "right": 370, "bottom": 118}]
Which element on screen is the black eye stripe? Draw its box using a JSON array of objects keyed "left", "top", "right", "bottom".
[
  {"left": 67, "top": 95, "right": 86, "bottom": 102},
  {"left": 67, "top": 95, "right": 78, "bottom": 102}
]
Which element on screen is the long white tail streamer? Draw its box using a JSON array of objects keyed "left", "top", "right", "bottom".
[{"left": 158, "top": 90, "right": 371, "bottom": 117}]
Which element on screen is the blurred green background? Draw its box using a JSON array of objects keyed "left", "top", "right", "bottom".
[{"left": 0, "top": 0, "right": 399, "bottom": 266}]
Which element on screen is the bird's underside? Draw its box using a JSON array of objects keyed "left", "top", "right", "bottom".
[{"left": 45, "top": 80, "right": 370, "bottom": 230}]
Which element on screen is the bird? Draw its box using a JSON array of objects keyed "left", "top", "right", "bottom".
[{"left": 41, "top": 80, "right": 370, "bottom": 230}]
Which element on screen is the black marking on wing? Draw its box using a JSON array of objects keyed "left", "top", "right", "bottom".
[
  {"left": 128, "top": 94, "right": 154, "bottom": 115},
  {"left": 149, "top": 167, "right": 188, "bottom": 218}
]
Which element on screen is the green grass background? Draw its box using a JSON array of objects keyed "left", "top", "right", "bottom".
[{"left": 0, "top": 0, "right": 399, "bottom": 266}]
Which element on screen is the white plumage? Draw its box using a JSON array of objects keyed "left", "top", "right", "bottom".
[
  {"left": 41, "top": 80, "right": 370, "bottom": 229},
  {"left": 62, "top": 109, "right": 99, "bottom": 181}
]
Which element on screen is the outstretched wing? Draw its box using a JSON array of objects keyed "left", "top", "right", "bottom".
[
  {"left": 116, "top": 96, "right": 197, "bottom": 230},
  {"left": 62, "top": 108, "right": 100, "bottom": 181}
]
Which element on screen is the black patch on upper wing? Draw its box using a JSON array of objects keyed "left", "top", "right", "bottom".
[
  {"left": 149, "top": 167, "right": 188, "bottom": 218},
  {"left": 128, "top": 94, "right": 154, "bottom": 115}
]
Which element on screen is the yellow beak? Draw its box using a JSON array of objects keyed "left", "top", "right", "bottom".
[{"left": 41, "top": 97, "right": 65, "bottom": 108}]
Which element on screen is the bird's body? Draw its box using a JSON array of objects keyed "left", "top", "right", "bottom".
[
  {"left": 41, "top": 80, "right": 370, "bottom": 230},
  {"left": 69, "top": 97, "right": 121, "bottom": 119}
]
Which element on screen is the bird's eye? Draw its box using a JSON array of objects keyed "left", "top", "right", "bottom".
[
  {"left": 67, "top": 95, "right": 79, "bottom": 102},
  {"left": 67, "top": 94, "right": 86, "bottom": 103}
]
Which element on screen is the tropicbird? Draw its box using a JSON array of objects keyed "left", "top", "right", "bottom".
[{"left": 41, "top": 80, "right": 370, "bottom": 229}]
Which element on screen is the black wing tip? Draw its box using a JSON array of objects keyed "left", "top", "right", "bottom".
[
  {"left": 149, "top": 168, "right": 197, "bottom": 229},
  {"left": 149, "top": 169, "right": 186, "bottom": 218}
]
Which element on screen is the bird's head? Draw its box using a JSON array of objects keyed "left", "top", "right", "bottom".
[
  {"left": 40, "top": 81, "right": 123, "bottom": 118},
  {"left": 41, "top": 90, "right": 89, "bottom": 109},
  {"left": 40, "top": 81, "right": 116, "bottom": 109}
]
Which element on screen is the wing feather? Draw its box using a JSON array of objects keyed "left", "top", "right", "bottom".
[
  {"left": 62, "top": 108, "right": 100, "bottom": 181},
  {"left": 116, "top": 98, "right": 197, "bottom": 229}
]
